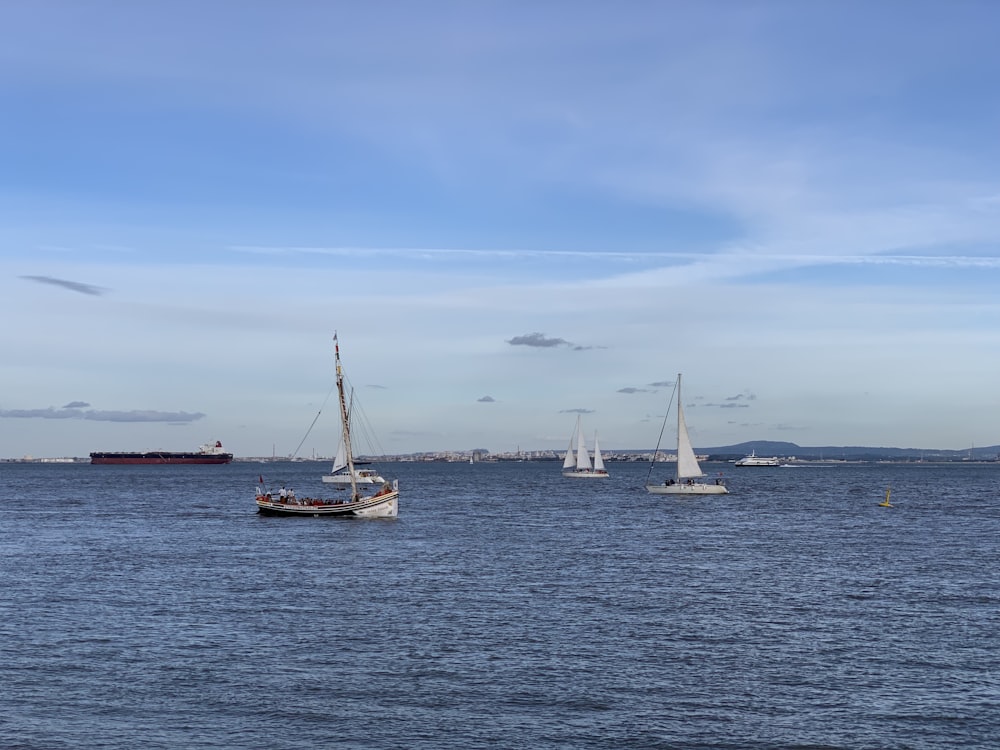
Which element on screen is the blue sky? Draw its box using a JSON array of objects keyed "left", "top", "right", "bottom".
[{"left": 3, "top": 1, "right": 1000, "bottom": 459}]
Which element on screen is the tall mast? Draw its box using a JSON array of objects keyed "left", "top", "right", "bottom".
[
  {"left": 675, "top": 373, "right": 682, "bottom": 481},
  {"left": 334, "top": 333, "right": 359, "bottom": 499}
]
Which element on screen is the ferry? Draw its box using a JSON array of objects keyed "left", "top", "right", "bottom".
[{"left": 734, "top": 450, "right": 781, "bottom": 467}]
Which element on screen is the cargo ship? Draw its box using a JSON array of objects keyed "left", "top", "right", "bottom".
[{"left": 89, "top": 440, "right": 234, "bottom": 465}]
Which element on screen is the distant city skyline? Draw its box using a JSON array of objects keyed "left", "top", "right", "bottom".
[
  {"left": 3, "top": 2, "right": 1000, "bottom": 458},
  {"left": 6, "top": 440, "right": 999, "bottom": 464}
]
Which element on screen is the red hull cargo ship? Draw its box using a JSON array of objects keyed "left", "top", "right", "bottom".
[{"left": 90, "top": 440, "right": 233, "bottom": 465}]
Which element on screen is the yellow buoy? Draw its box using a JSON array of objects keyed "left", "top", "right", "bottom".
[{"left": 879, "top": 486, "right": 893, "bottom": 507}]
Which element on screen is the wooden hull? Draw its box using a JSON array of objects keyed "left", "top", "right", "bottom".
[
  {"left": 259, "top": 337, "right": 398, "bottom": 518},
  {"left": 256, "top": 490, "right": 398, "bottom": 517},
  {"left": 646, "top": 482, "right": 729, "bottom": 495}
]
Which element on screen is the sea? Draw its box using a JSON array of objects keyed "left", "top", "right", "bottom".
[{"left": 2, "top": 459, "right": 999, "bottom": 749}]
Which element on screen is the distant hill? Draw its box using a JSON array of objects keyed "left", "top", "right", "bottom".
[{"left": 699, "top": 441, "right": 1000, "bottom": 461}]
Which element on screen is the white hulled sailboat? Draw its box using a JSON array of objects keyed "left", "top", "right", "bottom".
[
  {"left": 322, "top": 439, "right": 386, "bottom": 486},
  {"left": 645, "top": 374, "right": 728, "bottom": 495},
  {"left": 562, "top": 415, "right": 610, "bottom": 478}
]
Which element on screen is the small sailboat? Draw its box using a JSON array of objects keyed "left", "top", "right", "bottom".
[
  {"left": 879, "top": 486, "right": 893, "bottom": 507},
  {"left": 645, "top": 374, "right": 728, "bottom": 495},
  {"left": 562, "top": 415, "right": 610, "bottom": 478},
  {"left": 256, "top": 334, "right": 399, "bottom": 517},
  {"left": 322, "top": 439, "right": 386, "bottom": 486}
]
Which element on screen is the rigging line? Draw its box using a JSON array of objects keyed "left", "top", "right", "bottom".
[
  {"left": 644, "top": 379, "right": 679, "bottom": 487},
  {"left": 342, "top": 374, "right": 390, "bottom": 461},
  {"left": 290, "top": 380, "right": 338, "bottom": 460}
]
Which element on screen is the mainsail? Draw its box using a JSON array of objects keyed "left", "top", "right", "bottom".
[
  {"left": 575, "top": 422, "right": 592, "bottom": 471},
  {"left": 331, "top": 440, "right": 347, "bottom": 474},
  {"left": 562, "top": 418, "right": 577, "bottom": 470},
  {"left": 675, "top": 399, "right": 705, "bottom": 479},
  {"left": 593, "top": 433, "right": 606, "bottom": 473}
]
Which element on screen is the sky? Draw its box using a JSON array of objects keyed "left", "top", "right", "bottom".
[{"left": 3, "top": 1, "right": 1000, "bottom": 459}]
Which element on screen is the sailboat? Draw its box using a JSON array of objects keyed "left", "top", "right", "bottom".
[
  {"left": 562, "top": 415, "right": 610, "bottom": 478},
  {"left": 256, "top": 334, "right": 399, "bottom": 517},
  {"left": 645, "top": 374, "right": 728, "bottom": 495},
  {"left": 322, "top": 439, "right": 386, "bottom": 486}
]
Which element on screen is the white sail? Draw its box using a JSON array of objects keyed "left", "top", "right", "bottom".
[
  {"left": 575, "top": 421, "right": 592, "bottom": 471},
  {"left": 563, "top": 416, "right": 578, "bottom": 469},
  {"left": 675, "top": 400, "right": 704, "bottom": 479},
  {"left": 331, "top": 440, "right": 347, "bottom": 474},
  {"left": 593, "top": 433, "right": 605, "bottom": 472}
]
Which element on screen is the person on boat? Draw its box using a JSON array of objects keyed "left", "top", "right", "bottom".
[{"left": 279, "top": 486, "right": 287, "bottom": 500}]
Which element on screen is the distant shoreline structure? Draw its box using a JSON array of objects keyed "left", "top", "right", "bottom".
[{"left": 4, "top": 444, "right": 999, "bottom": 465}]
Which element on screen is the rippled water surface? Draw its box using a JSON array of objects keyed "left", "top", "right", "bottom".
[{"left": 3, "top": 460, "right": 999, "bottom": 748}]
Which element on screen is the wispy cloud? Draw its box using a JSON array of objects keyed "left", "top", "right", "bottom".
[
  {"left": 618, "top": 387, "right": 652, "bottom": 394},
  {"left": 507, "top": 332, "right": 571, "bottom": 348},
  {"left": 20, "top": 276, "right": 106, "bottom": 296},
  {"left": 0, "top": 407, "right": 205, "bottom": 423},
  {"left": 230, "top": 245, "right": 695, "bottom": 262},
  {"left": 231, "top": 245, "right": 1000, "bottom": 268},
  {"left": 559, "top": 408, "right": 594, "bottom": 414},
  {"left": 701, "top": 396, "right": 753, "bottom": 409}
]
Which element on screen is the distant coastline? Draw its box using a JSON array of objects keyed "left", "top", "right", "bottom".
[{"left": 4, "top": 441, "right": 999, "bottom": 465}]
